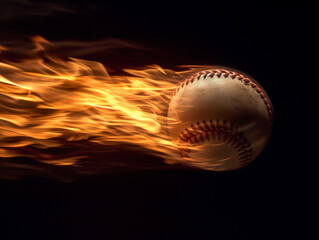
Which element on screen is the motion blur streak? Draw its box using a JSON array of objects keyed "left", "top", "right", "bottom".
[{"left": 0, "top": 36, "right": 203, "bottom": 172}]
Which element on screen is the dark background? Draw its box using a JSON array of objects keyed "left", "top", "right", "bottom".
[{"left": 0, "top": 1, "right": 315, "bottom": 239}]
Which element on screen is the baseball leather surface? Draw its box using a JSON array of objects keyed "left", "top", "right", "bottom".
[{"left": 167, "top": 67, "right": 273, "bottom": 171}]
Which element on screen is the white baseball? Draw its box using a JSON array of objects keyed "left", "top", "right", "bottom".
[{"left": 167, "top": 67, "right": 273, "bottom": 171}]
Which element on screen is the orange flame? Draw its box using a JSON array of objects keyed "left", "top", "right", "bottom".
[{"left": 0, "top": 37, "right": 204, "bottom": 168}]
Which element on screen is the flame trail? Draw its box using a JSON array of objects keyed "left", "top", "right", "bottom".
[{"left": 0, "top": 36, "right": 205, "bottom": 174}]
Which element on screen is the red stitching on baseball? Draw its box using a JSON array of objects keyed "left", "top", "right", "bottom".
[
  {"left": 173, "top": 68, "right": 274, "bottom": 122},
  {"left": 178, "top": 119, "right": 253, "bottom": 167}
]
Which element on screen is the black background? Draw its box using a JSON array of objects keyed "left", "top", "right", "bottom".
[{"left": 0, "top": 1, "right": 315, "bottom": 239}]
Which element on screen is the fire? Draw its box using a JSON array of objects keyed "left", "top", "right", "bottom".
[{"left": 0, "top": 36, "right": 202, "bottom": 168}]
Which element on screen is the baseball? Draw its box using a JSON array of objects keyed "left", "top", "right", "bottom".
[{"left": 167, "top": 67, "right": 273, "bottom": 171}]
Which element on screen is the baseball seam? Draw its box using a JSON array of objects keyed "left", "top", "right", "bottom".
[
  {"left": 173, "top": 68, "right": 273, "bottom": 122},
  {"left": 178, "top": 119, "right": 253, "bottom": 167}
]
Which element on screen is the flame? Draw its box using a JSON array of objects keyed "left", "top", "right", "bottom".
[{"left": 0, "top": 37, "right": 204, "bottom": 169}]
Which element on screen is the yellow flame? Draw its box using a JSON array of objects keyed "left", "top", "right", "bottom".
[{"left": 0, "top": 37, "right": 205, "bottom": 167}]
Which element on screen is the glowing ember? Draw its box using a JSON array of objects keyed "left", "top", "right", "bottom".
[{"left": 0, "top": 36, "right": 204, "bottom": 169}]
